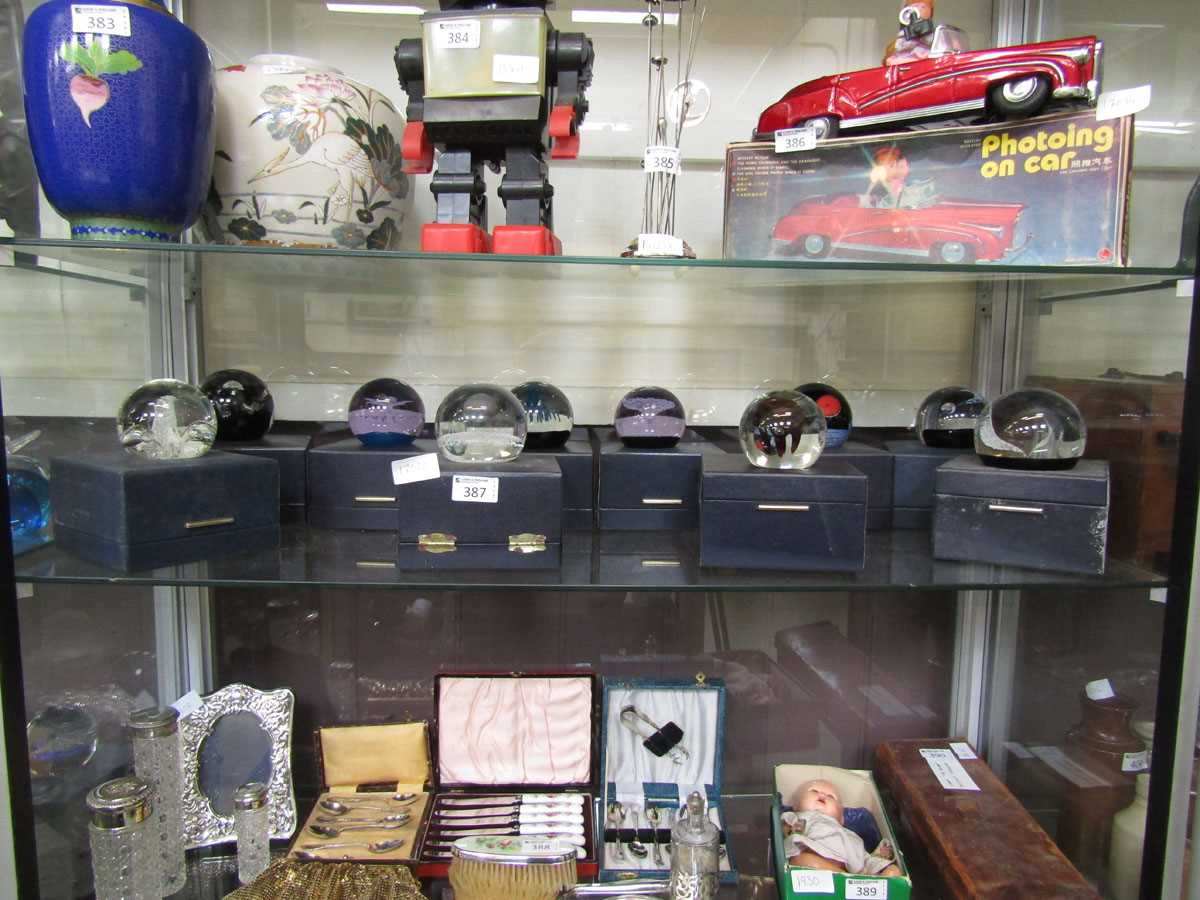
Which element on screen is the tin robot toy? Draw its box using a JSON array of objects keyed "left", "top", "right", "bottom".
[{"left": 395, "top": 1, "right": 594, "bottom": 255}]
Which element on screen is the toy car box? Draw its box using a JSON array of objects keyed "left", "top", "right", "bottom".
[
  {"left": 724, "top": 110, "right": 1132, "bottom": 267},
  {"left": 771, "top": 763, "right": 911, "bottom": 900},
  {"left": 599, "top": 676, "right": 736, "bottom": 883}
]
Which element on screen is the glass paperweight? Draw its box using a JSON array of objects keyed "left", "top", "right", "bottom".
[
  {"left": 739, "top": 390, "right": 827, "bottom": 470},
  {"left": 436, "top": 384, "right": 527, "bottom": 463},
  {"left": 349, "top": 378, "right": 425, "bottom": 447},
  {"left": 797, "top": 382, "right": 852, "bottom": 449},
  {"left": 916, "top": 386, "right": 987, "bottom": 449},
  {"left": 201, "top": 369, "right": 275, "bottom": 442},
  {"left": 5, "top": 430, "right": 51, "bottom": 553},
  {"left": 117, "top": 379, "right": 217, "bottom": 460},
  {"left": 512, "top": 381, "right": 574, "bottom": 450},
  {"left": 233, "top": 782, "right": 271, "bottom": 885},
  {"left": 975, "top": 387, "right": 1086, "bottom": 469},
  {"left": 129, "top": 708, "right": 186, "bottom": 895},
  {"left": 87, "top": 776, "right": 157, "bottom": 900},
  {"left": 614, "top": 386, "right": 687, "bottom": 448}
]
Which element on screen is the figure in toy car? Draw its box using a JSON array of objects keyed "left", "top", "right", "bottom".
[
  {"left": 884, "top": 2, "right": 938, "bottom": 65},
  {"left": 394, "top": 1, "right": 593, "bottom": 255}
]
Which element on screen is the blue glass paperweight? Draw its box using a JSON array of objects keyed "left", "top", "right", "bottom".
[
  {"left": 349, "top": 378, "right": 426, "bottom": 447},
  {"left": 6, "top": 430, "right": 52, "bottom": 554},
  {"left": 797, "top": 382, "right": 852, "bottom": 449},
  {"left": 512, "top": 381, "right": 574, "bottom": 450}
]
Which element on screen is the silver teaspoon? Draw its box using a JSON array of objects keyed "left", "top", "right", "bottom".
[
  {"left": 294, "top": 837, "right": 406, "bottom": 860},
  {"left": 309, "top": 822, "right": 408, "bottom": 838},
  {"left": 646, "top": 807, "right": 664, "bottom": 866},
  {"left": 315, "top": 813, "right": 410, "bottom": 825},
  {"left": 326, "top": 792, "right": 417, "bottom": 806},
  {"left": 628, "top": 807, "right": 649, "bottom": 859},
  {"left": 608, "top": 802, "right": 628, "bottom": 862},
  {"left": 319, "top": 799, "right": 395, "bottom": 816}
]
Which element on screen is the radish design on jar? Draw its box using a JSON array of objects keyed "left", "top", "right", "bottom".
[{"left": 59, "top": 37, "right": 142, "bottom": 126}]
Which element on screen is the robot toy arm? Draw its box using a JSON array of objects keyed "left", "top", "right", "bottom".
[
  {"left": 547, "top": 31, "right": 594, "bottom": 159},
  {"left": 394, "top": 37, "right": 434, "bottom": 174}
]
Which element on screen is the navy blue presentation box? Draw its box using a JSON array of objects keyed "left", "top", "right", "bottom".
[
  {"left": 307, "top": 436, "right": 437, "bottom": 530},
  {"left": 218, "top": 432, "right": 311, "bottom": 515},
  {"left": 51, "top": 450, "right": 280, "bottom": 571},
  {"left": 597, "top": 429, "right": 724, "bottom": 530},
  {"left": 885, "top": 438, "right": 973, "bottom": 530},
  {"left": 823, "top": 440, "right": 894, "bottom": 531},
  {"left": 933, "top": 456, "right": 1110, "bottom": 575},
  {"left": 518, "top": 427, "right": 596, "bottom": 530},
  {"left": 700, "top": 455, "right": 867, "bottom": 571}
]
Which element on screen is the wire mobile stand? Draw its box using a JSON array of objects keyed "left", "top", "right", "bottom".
[{"left": 623, "top": 0, "right": 706, "bottom": 259}]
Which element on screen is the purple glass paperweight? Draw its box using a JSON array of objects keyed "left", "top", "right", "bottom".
[
  {"left": 348, "top": 378, "right": 425, "bottom": 447},
  {"left": 614, "top": 386, "right": 687, "bottom": 448}
]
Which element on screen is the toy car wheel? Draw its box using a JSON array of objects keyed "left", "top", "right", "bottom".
[
  {"left": 931, "top": 241, "right": 976, "bottom": 264},
  {"left": 989, "top": 75, "right": 1050, "bottom": 116},
  {"left": 802, "top": 116, "right": 840, "bottom": 140},
  {"left": 793, "top": 234, "right": 832, "bottom": 258}
]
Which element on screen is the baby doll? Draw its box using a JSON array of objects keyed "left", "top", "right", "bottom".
[{"left": 782, "top": 779, "right": 901, "bottom": 877}]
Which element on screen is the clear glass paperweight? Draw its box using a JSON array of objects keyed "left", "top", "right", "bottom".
[
  {"left": 5, "top": 430, "right": 51, "bottom": 552},
  {"left": 512, "top": 381, "right": 574, "bottom": 450},
  {"left": 436, "top": 384, "right": 527, "bottom": 463},
  {"left": 349, "top": 378, "right": 426, "bottom": 447},
  {"left": 201, "top": 369, "right": 275, "bottom": 442},
  {"left": 129, "top": 708, "right": 186, "bottom": 895},
  {"left": 614, "top": 386, "right": 687, "bottom": 448},
  {"left": 976, "top": 387, "right": 1087, "bottom": 469},
  {"left": 739, "top": 390, "right": 827, "bottom": 470},
  {"left": 797, "top": 382, "right": 852, "bottom": 449},
  {"left": 117, "top": 379, "right": 218, "bottom": 460},
  {"left": 233, "top": 782, "right": 271, "bottom": 885},
  {"left": 87, "top": 776, "right": 157, "bottom": 900},
  {"left": 916, "top": 386, "right": 987, "bottom": 449}
]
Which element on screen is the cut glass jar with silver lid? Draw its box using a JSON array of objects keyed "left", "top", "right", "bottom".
[
  {"left": 128, "top": 706, "right": 186, "bottom": 895},
  {"left": 87, "top": 775, "right": 158, "bottom": 900},
  {"left": 669, "top": 792, "right": 719, "bottom": 900},
  {"left": 233, "top": 781, "right": 271, "bottom": 885}
]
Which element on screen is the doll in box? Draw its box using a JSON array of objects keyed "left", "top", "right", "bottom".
[
  {"left": 884, "top": 2, "right": 938, "bottom": 65},
  {"left": 782, "top": 779, "right": 901, "bottom": 877}
]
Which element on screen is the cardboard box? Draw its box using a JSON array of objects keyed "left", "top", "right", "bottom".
[
  {"left": 724, "top": 111, "right": 1131, "bottom": 266},
  {"left": 772, "top": 764, "right": 911, "bottom": 900}
]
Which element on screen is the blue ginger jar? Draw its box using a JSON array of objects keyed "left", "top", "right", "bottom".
[{"left": 22, "top": 0, "right": 215, "bottom": 242}]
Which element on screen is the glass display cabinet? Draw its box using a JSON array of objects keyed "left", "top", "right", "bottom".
[{"left": 1, "top": 0, "right": 1198, "bottom": 897}]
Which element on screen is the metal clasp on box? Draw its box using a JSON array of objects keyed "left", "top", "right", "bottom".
[
  {"left": 418, "top": 533, "right": 457, "bottom": 554},
  {"left": 987, "top": 503, "right": 1044, "bottom": 515},
  {"left": 355, "top": 495, "right": 396, "bottom": 505},
  {"left": 756, "top": 503, "right": 810, "bottom": 512},
  {"left": 508, "top": 533, "right": 547, "bottom": 554},
  {"left": 642, "top": 498, "right": 683, "bottom": 506},
  {"left": 185, "top": 516, "right": 235, "bottom": 530}
]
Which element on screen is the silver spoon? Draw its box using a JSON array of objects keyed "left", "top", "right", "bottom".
[
  {"left": 628, "top": 807, "right": 649, "bottom": 859},
  {"left": 309, "top": 822, "right": 408, "bottom": 838},
  {"left": 664, "top": 807, "right": 674, "bottom": 860},
  {"left": 319, "top": 799, "right": 396, "bottom": 816},
  {"left": 646, "top": 807, "right": 664, "bottom": 867},
  {"left": 294, "top": 837, "right": 406, "bottom": 860},
  {"left": 327, "top": 792, "right": 418, "bottom": 806},
  {"left": 315, "top": 813, "right": 411, "bottom": 825},
  {"left": 608, "top": 802, "right": 628, "bottom": 862}
]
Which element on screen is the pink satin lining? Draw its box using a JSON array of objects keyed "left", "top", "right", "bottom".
[{"left": 439, "top": 677, "right": 593, "bottom": 785}]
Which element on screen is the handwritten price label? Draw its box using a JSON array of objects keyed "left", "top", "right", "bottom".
[
  {"left": 392, "top": 453, "right": 441, "bottom": 487},
  {"left": 636, "top": 233, "right": 685, "bottom": 257},
  {"left": 451, "top": 475, "right": 499, "bottom": 504},
  {"left": 775, "top": 126, "right": 817, "bottom": 154},
  {"left": 433, "top": 19, "right": 480, "bottom": 49},
  {"left": 643, "top": 145, "right": 681, "bottom": 176},
  {"left": 1122, "top": 750, "right": 1149, "bottom": 773},
  {"left": 71, "top": 4, "right": 131, "bottom": 36},
  {"left": 845, "top": 879, "right": 889, "bottom": 899},
  {"left": 492, "top": 53, "right": 540, "bottom": 84},
  {"left": 1096, "top": 84, "right": 1151, "bottom": 121},
  {"left": 1085, "top": 678, "right": 1116, "bottom": 701},
  {"left": 789, "top": 869, "right": 834, "bottom": 893}
]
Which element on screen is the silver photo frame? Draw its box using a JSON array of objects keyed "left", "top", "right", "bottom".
[{"left": 179, "top": 683, "right": 296, "bottom": 848}]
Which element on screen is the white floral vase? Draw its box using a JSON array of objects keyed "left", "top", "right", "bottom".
[{"left": 203, "top": 54, "right": 410, "bottom": 250}]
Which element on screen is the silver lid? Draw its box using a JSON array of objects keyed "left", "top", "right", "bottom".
[
  {"left": 128, "top": 706, "right": 179, "bottom": 739},
  {"left": 450, "top": 835, "right": 577, "bottom": 866},
  {"left": 233, "top": 782, "right": 269, "bottom": 811},
  {"left": 87, "top": 776, "right": 153, "bottom": 829}
]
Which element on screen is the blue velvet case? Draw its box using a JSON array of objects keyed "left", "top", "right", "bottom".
[
  {"left": 520, "top": 428, "right": 596, "bottom": 530},
  {"left": 597, "top": 429, "right": 726, "bottom": 530},
  {"left": 885, "top": 438, "right": 972, "bottom": 530},
  {"left": 599, "top": 677, "right": 736, "bottom": 884},
  {"left": 307, "top": 436, "right": 437, "bottom": 531},
  {"left": 50, "top": 450, "right": 280, "bottom": 571},
  {"left": 700, "top": 455, "right": 868, "bottom": 572},
  {"left": 933, "top": 456, "right": 1110, "bottom": 575},
  {"left": 218, "top": 432, "right": 312, "bottom": 516},
  {"left": 822, "top": 441, "right": 895, "bottom": 531}
]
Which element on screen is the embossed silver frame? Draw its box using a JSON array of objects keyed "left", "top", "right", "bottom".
[{"left": 178, "top": 683, "right": 297, "bottom": 848}]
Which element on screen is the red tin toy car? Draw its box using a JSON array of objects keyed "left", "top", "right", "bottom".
[
  {"left": 755, "top": 28, "right": 1102, "bottom": 140},
  {"left": 771, "top": 193, "right": 1026, "bottom": 263}
]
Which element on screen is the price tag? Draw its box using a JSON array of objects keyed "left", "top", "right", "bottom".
[
  {"left": 643, "top": 145, "right": 682, "bottom": 176},
  {"left": 920, "top": 748, "right": 980, "bottom": 791},
  {"left": 171, "top": 690, "right": 202, "bottom": 719},
  {"left": 71, "top": 4, "right": 131, "bottom": 36},
  {"left": 789, "top": 869, "right": 835, "bottom": 893},
  {"left": 392, "top": 453, "right": 441, "bottom": 486},
  {"left": 950, "top": 741, "right": 978, "bottom": 760},
  {"left": 775, "top": 125, "right": 817, "bottom": 154},
  {"left": 432, "top": 19, "right": 480, "bottom": 49},
  {"left": 1085, "top": 678, "right": 1116, "bottom": 701},
  {"left": 845, "top": 880, "right": 889, "bottom": 899},
  {"left": 492, "top": 53, "right": 540, "bottom": 84},
  {"left": 636, "top": 233, "right": 684, "bottom": 257},
  {"left": 1122, "top": 750, "right": 1149, "bottom": 773},
  {"left": 1096, "top": 84, "right": 1151, "bottom": 122},
  {"left": 452, "top": 474, "right": 499, "bottom": 504}
]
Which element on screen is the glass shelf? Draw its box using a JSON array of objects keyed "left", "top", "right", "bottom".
[
  {"left": 1, "top": 237, "right": 1191, "bottom": 299},
  {"left": 13, "top": 526, "right": 1167, "bottom": 594}
]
